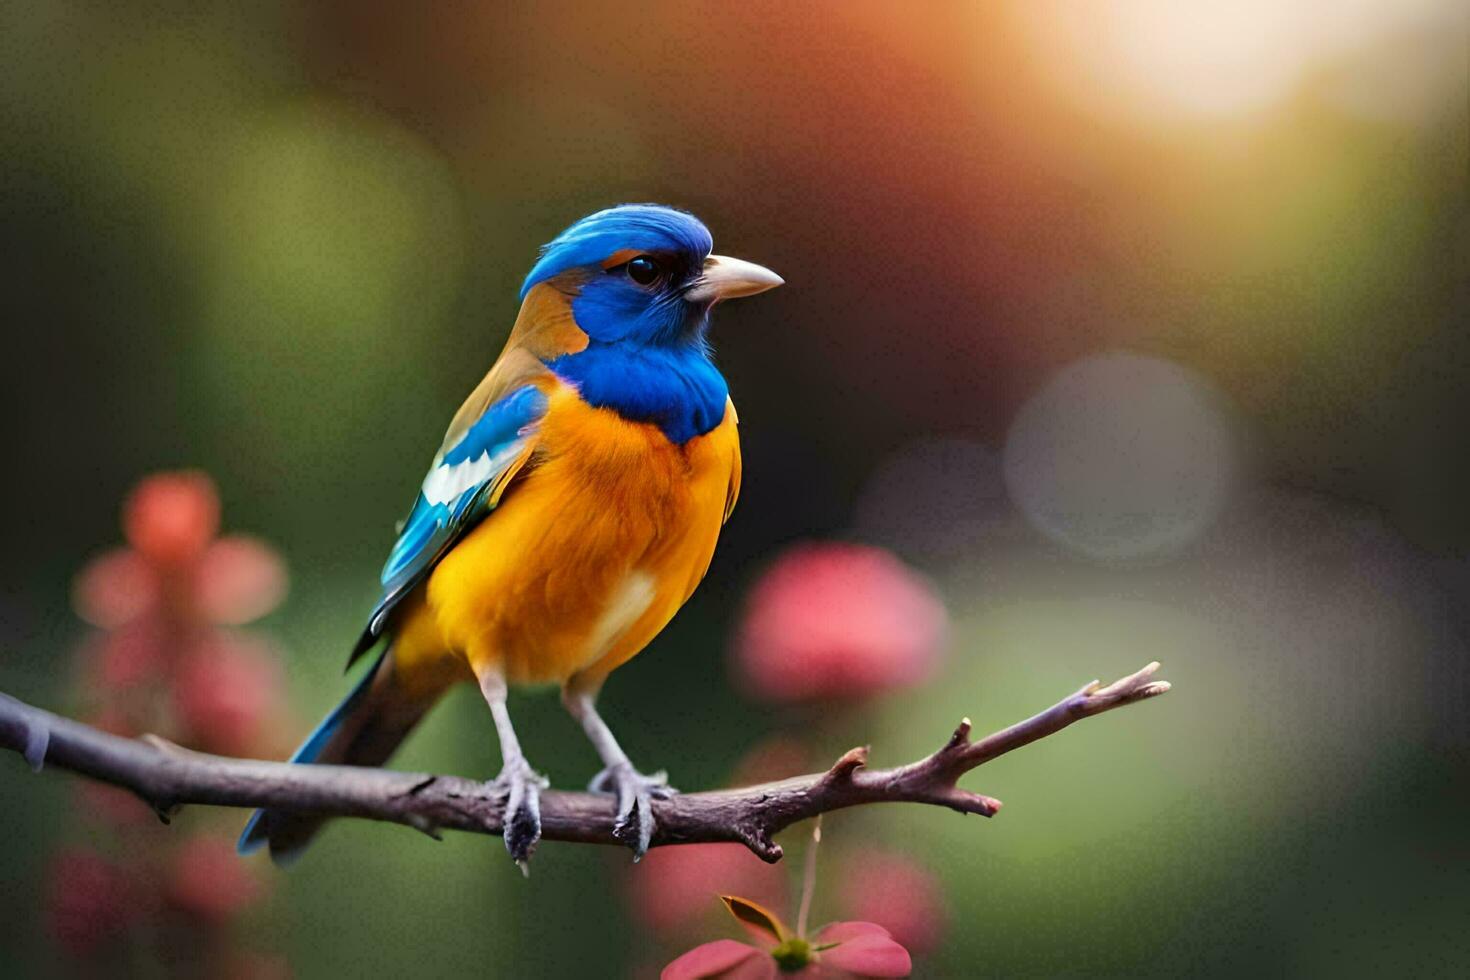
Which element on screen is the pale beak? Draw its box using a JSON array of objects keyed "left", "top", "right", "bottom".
[{"left": 684, "top": 254, "right": 784, "bottom": 303}]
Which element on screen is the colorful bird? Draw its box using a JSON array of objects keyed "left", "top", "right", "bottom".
[{"left": 238, "top": 204, "right": 781, "bottom": 868}]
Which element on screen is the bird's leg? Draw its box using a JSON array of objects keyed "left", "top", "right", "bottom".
[
  {"left": 477, "top": 669, "right": 547, "bottom": 871},
  {"left": 562, "top": 684, "right": 675, "bottom": 861}
]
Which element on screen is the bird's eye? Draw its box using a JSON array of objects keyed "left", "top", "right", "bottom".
[{"left": 626, "top": 255, "right": 661, "bottom": 286}]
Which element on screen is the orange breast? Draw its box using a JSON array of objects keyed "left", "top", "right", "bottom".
[{"left": 408, "top": 384, "right": 740, "bottom": 687}]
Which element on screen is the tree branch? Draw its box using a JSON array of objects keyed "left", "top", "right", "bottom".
[{"left": 0, "top": 662, "right": 1170, "bottom": 862}]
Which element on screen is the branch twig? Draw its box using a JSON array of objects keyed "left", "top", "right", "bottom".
[{"left": 0, "top": 663, "right": 1170, "bottom": 862}]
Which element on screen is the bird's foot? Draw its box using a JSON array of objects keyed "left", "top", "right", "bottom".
[
  {"left": 486, "top": 759, "right": 549, "bottom": 872},
  {"left": 588, "top": 764, "right": 677, "bottom": 861}
]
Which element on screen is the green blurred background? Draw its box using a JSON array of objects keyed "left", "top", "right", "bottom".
[{"left": 2, "top": 1, "right": 1467, "bottom": 976}]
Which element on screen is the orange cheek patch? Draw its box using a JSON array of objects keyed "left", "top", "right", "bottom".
[{"left": 514, "top": 282, "right": 591, "bottom": 357}]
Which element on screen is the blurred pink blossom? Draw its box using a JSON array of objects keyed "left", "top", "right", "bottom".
[
  {"left": 630, "top": 844, "right": 789, "bottom": 935},
  {"left": 73, "top": 550, "right": 158, "bottom": 628},
  {"left": 837, "top": 852, "right": 946, "bottom": 954},
  {"left": 172, "top": 634, "right": 283, "bottom": 756},
  {"left": 75, "top": 472, "right": 287, "bottom": 632},
  {"left": 83, "top": 620, "right": 168, "bottom": 690},
  {"left": 45, "top": 849, "right": 143, "bottom": 955},
  {"left": 166, "top": 836, "right": 264, "bottom": 922},
  {"left": 195, "top": 536, "right": 288, "bottom": 625},
  {"left": 123, "top": 471, "right": 220, "bottom": 567},
  {"left": 729, "top": 735, "right": 815, "bottom": 786},
  {"left": 733, "top": 542, "right": 947, "bottom": 702},
  {"left": 52, "top": 469, "right": 292, "bottom": 968},
  {"left": 76, "top": 780, "right": 154, "bottom": 827},
  {"left": 83, "top": 707, "right": 136, "bottom": 739}
]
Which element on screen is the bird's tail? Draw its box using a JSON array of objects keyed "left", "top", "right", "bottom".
[{"left": 237, "top": 646, "right": 441, "bottom": 864}]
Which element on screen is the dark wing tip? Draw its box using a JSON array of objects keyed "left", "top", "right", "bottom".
[{"left": 346, "top": 625, "right": 381, "bottom": 672}]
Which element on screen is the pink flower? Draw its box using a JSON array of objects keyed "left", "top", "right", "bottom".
[
  {"left": 728, "top": 736, "right": 814, "bottom": 786},
  {"left": 194, "top": 535, "right": 288, "bottom": 625},
  {"left": 52, "top": 468, "right": 295, "bottom": 964},
  {"left": 83, "top": 708, "right": 137, "bottom": 738},
  {"left": 630, "top": 844, "right": 789, "bottom": 935},
  {"left": 123, "top": 471, "right": 220, "bottom": 567},
  {"left": 172, "top": 634, "right": 282, "bottom": 755},
  {"left": 45, "top": 849, "right": 141, "bottom": 954},
  {"left": 73, "top": 550, "right": 158, "bottom": 628},
  {"left": 74, "top": 471, "right": 288, "bottom": 631},
  {"left": 663, "top": 821, "right": 915, "bottom": 978},
  {"left": 81, "top": 619, "right": 168, "bottom": 690},
  {"left": 663, "top": 897, "right": 911, "bottom": 979},
  {"left": 734, "top": 543, "right": 947, "bottom": 702},
  {"left": 166, "top": 836, "right": 264, "bottom": 922},
  {"left": 837, "top": 853, "right": 946, "bottom": 954},
  {"left": 76, "top": 780, "right": 154, "bottom": 826}
]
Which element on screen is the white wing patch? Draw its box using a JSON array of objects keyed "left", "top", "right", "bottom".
[{"left": 420, "top": 443, "right": 523, "bottom": 507}]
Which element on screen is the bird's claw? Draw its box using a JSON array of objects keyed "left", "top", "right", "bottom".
[
  {"left": 588, "top": 764, "right": 677, "bottom": 861},
  {"left": 487, "top": 760, "right": 548, "bottom": 869}
]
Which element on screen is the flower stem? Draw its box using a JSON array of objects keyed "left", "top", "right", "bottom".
[{"left": 796, "top": 815, "right": 822, "bottom": 938}]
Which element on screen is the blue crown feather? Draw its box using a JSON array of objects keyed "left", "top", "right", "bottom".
[{"left": 520, "top": 204, "right": 713, "bottom": 299}]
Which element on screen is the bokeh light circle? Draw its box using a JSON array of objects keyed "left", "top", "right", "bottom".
[{"left": 1003, "top": 351, "right": 1240, "bottom": 563}]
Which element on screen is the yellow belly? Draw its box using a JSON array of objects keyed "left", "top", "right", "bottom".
[{"left": 391, "top": 386, "right": 739, "bottom": 688}]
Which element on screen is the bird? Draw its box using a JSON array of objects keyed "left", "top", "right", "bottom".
[{"left": 238, "top": 204, "right": 781, "bottom": 869}]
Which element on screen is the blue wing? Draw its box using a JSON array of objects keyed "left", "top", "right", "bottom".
[{"left": 347, "top": 384, "right": 548, "bottom": 666}]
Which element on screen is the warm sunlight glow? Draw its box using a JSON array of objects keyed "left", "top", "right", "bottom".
[{"left": 1021, "top": 0, "right": 1464, "bottom": 121}]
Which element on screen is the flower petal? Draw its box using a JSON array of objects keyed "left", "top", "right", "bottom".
[
  {"left": 196, "top": 536, "right": 288, "bottom": 624},
  {"left": 733, "top": 542, "right": 947, "bottom": 703},
  {"left": 91, "top": 620, "right": 167, "bottom": 689},
  {"left": 172, "top": 632, "right": 283, "bottom": 755},
  {"left": 124, "top": 471, "right": 220, "bottom": 565},
  {"left": 75, "top": 781, "right": 153, "bottom": 827},
  {"left": 721, "top": 895, "right": 789, "bottom": 944},
  {"left": 45, "top": 849, "right": 141, "bottom": 954},
  {"left": 166, "top": 835, "right": 264, "bottom": 921},
  {"left": 815, "top": 921, "right": 894, "bottom": 944},
  {"left": 719, "top": 955, "right": 780, "bottom": 980},
  {"left": 73, "top": 549, "right": 157, "bottom": 627},
  {"left": 838, "top": 851, "right": 947, "bottom": 953},
  {"left": 818, "top": 932, "right": 912, "bottom": 978},
  {"left": 662, "top": 940, "right": 765, "bottom": 980}
]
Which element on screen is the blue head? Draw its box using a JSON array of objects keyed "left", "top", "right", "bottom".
[{"left": 522, "top": 204, "right": 782, "bottom": 442}]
